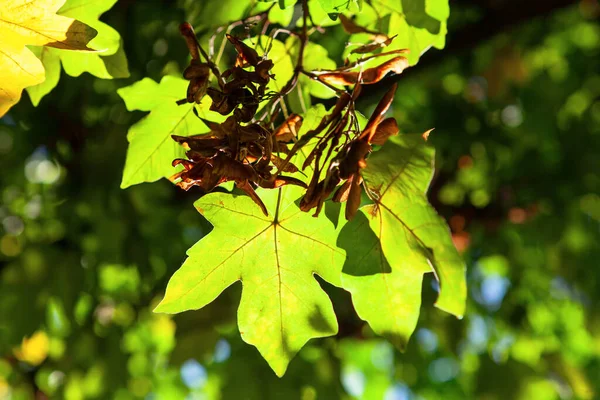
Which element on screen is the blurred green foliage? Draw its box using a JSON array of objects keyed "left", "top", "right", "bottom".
[{"left": 1, "top": 0, "right": 599, "bottom": 399}]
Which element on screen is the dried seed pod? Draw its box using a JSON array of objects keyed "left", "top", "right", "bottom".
[
  {"left": 227, "top": 34, "right": 261, "bottom": 67},
  {"left": 339, "top": 14, "right": 382, "bottom": 36},
  {"left": 317, "top": 56, "right": 409, "bottom": 85},
  {"left": 273, "top": 114, "right": 303, "bottom": 142},
  {"left": 332, "top": 179, "right": 351, "bottom": 203},
  {"left": 370, "top": 118, "right": 399, "bottom": 145},
  {"left": 270, "top": 155, "right": 298, "bottom": 173},
  {"left": 171, "top": 20, "right": 407, "bottom": 218},
  {"left": 179, "top": 22, "right": 200, "bottom": 60},
  {"left": 345, "top": 173, "right": 363, "bottom": 220},
  {"left": 351, "top": 35, "right": 397, "bottom": 54},
  {"left": 236, "top": 180, "right": 268, "bottom": 216},
  {"left": 361, "top": 83, "right": 398, "bottom": 142}
]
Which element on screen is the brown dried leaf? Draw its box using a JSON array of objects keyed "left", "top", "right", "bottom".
[
  {"left": 171, "top": 158, "right": 196, "bottom": 170},
  {"left": 171, "top": 134, "right": 225, "bottom": 153},
  {"left": 183, "top": 60, "right": 210, "bottom": 80},
  {"left": 170, "top": 159, "right": 221, "bottom": 192},
  {"left": 234, "top": 103, "right": 258, "bottom": 122}
]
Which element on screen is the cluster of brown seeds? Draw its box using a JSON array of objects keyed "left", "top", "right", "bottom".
[{"left": 170, "top": 19, "right": 409, "bottom": 219}]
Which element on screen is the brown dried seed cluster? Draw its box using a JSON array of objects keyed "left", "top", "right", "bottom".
[
  {"left": 298, "top": 83, "right": 400, "bottom": 220},
  {"left": 171, "top": 24, "right": 306, "bottom": 216},
  {"left": 171, "top": 20, "right": 409, "bottom": 220}
]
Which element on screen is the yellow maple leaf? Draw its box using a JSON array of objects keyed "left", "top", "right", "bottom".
[{"left": 0, "top": 0, "right": 98, "bottom": 117}]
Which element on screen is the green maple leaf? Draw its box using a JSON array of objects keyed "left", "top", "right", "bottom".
[
  {"left": 286, "top": 37, "right": 337, "bottom": 104},
  {"left": 316, "top": 0, "right": 357, "bottom": 15},
  {"left": 386, "top": 10, "right": 447, "bottom": 66},
  {"left": 27, "top": 0, "right": 129, "bottom": 106},
  {"left": 117, "top": 76, "right": 225, "bottom": 188},
  {"left": 154, "top": 185, "right": 345, "bottom": 376},
  {"left": 342, "top": 0, "right": 449, "bottom": 66},
  {"left": 338, "top": 134, "right": 466, "bottom": 349}
]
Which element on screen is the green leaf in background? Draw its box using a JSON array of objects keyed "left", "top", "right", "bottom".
[
  {"left": 46, "top": 297, "right": 71, "bottom": 338},
  {"left": 339, "top": 134, "right": 466, "bottom": 349},
  {"left": 343, "top": 0, "right": 449, "bottom": 66},
  {"left": 154, "top": 185, "right": 346, "bottom": 376},
  {"left": 26, "top": 0, "right": 129, "bottom": 106},
  {"left": 263, "top": 38, "right": 295, "bottom": 93},
  {"left": 339, "top": 339, "right": 395, "bottom": 398},
  {"left": 387, "top": 0, "right": 448, "bottom": 65},
  {"left": 426, "top": 0, "right": 450, "bottom": 21},
  {"left": 117, "top": 76, "right": 224, "bottom": 188},
  {"left": 278, "top": 0, "right": 297, "bottom": 9},
  {"left": 287, "top": 37, "right": 337, "bottom": 100},
  {"left": 25, "top": 47, "right": 61, "bottom": 107},
  {"left": 316, "top": 0, "right": 355, "bottom": 15},
  {"left": 183, "top": 0, "right": 252, "bottom": 28}
]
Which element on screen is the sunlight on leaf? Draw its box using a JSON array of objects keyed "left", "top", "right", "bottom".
[
  {"left": 117, "top": 76, "right": 224, "bottom": 188},
  {"left": 346, "top": 0, "right": 448, "bottom": 65},
  {"left": 26, "top": 0, "right": 130, "bottom": 106},
  {"left": 339, "top": 134, "right": 466, "bottom": 349},
  {"left": 155, "top": 185, "right": 345, "bottom": 376},
  {"left": 0, "top": 0, "right": 98, "bottom": 116}
]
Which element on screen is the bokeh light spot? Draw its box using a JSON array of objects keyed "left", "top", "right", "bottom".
[
  {"left": 341, "top": 368, "right": 365, "bottom": 397},
  {"left": 428, "top": 358, "right": 459, "bottom": 382},
  {"left": 501, "top": 105, "right": 523, "bottom": 127},
  {"left": 384, "top": 383, "right": 412, "bottom": 400},
  {"left": 180, "top": 359, "right": 207, "bottom": 389},
  {"left": 213, "top": 339, "right": 231, "bottom": 363}
]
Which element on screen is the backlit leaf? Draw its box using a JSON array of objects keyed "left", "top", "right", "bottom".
[
  {"left": 0, "top": 0, "right": 97, "bottom": 116},
  {"left": 155, "top": 185, "right": 345, "bottom": 376},
  {"left": 20, "top": 47, "right": 61, "bottom": 108},
  {"left": 316, "top": 0, "right": 354, "bottom": 14},
  {"left": 117, "top": 76, "right": 224, "bottom": 188},
  {"left": 338, "top": 134, "right": 466, "bottom": 349},
  {"left": 26, "top": 0, "right": 130, "bottom": 106},
  {"left": 426, "top": 0, "right": 450, "bottom": 22},
  {"left": 286, "top": 37, "right": 337, "bottom": 100},
  {"left": 343, "top": 0, "right": 449, "bottom": 65}
]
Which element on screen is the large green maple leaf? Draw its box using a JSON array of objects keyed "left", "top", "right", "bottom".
[
  {"left": 342, "top": 0, "right": 449, "bottom": 66},
  {"left": 117, "top": 76, "right": 224, "bottom": 188},
  {"left": 155, "top": 186, "right": 345, "bottom": 376},
  {"left": 26, "top": 0, "right": 129, "bottom": 106},
  {"left": 338, "top": 134, "right": 466, "bottom": 349}
]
